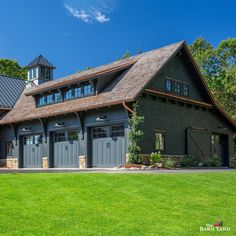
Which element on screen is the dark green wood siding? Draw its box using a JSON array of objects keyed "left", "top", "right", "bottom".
[
  {"left": 148, "top": 53, "right": 209, "bottom": 102},
  {"left": 138, "top": 95, "right": 234, "bottom": 158}
]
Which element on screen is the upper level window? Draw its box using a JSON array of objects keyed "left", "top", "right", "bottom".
[
  {"left": 84, "top": 83, "right": 93, "bottom": 96},
  {"left": 36, "top": 81, "right": 94, "bottom": 107},
  {"left": 40, "top": 67, "right": 45, "bottom": 78},
  {"left": 55, "top": 92, "right": 62, "bottom": 102},
  {"left": 165, "top": 79, "right": 172, "bottom": 92},
  {"left": 211, "top": 134, "right": 220, "bottom": 145},
  {"left": 65, "top": 88, "right": 74, "bottom": 100},
  {"left": 75, "top": 86, "right": 83, "bottom": 98},
  {"left": 33, "top": 68, "right": 37, "bottom": 78},
  {"left": 46, "top": 94, "right": 54, "bottom": 104},
  {"left": 38, "top": 95, "right": 46, "bottom": 106},
  {"left": 174, "top": 82, "right": 181, "bottom": 94},
  {"left": 155, "top": 131, "right": 165, "bottom": 151},
  {"left": 183, "top": 84, "right": 189, "bottom": 96},
  {"left": 46, "top": 69, "right": 51, "bottom": 80}
]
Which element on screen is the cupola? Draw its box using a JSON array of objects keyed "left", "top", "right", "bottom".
[{"left": 26, "top": 55, "right": 55, "bottom": 87}]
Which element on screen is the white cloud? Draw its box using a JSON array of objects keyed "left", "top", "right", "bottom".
[{"left": 64, "top": 4, "right": 110, "bottom": 24}]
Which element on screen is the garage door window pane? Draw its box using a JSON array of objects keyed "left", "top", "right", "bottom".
[
  {"left": 92, "top": 127, "right": 107, "bottom": 139},
  {"left": 34, "top": 135, "right": 42, "bottom": 144},
  {"left": 68, "top": 131, "right": 78, "bottom": 141},
  {"left": 55, "top": 132, "right": 66, "bottom": 142},
  {"left": 110, "top": 125, "right": 124, "bottom": 137},
  {"left": 24, "top": 136, "right": 33, "bottom": 145}
]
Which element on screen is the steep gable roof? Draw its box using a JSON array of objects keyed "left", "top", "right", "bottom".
[
  {"left": 0, "top": 75, "right": 25, "bottom": 110},
  {"left": 0, "top": 41, "right": 235, "bottom": 131}
]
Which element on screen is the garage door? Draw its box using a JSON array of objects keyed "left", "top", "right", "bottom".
[
  {"left": 91, "top": 125, "right": 125, "bottom": 167},
  {"left": 53, "top": 130, "right": 79, "bottom": 167},
  {"left": 22, "top": 135, "right": 43, "bottom": 168}
]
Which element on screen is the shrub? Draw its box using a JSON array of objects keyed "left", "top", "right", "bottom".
[
  {"left": 180, "top": 155, "right": 198, "bottom": 167},
  {"left": 202, "top": 155, "right": 221, "bottom": 167},
  {"left": 163, "top": 158, "right": 175, "bottom": 169},
  {"left": 150, "top": 151, "right": 162, "bottom": 164},
  {"left": 128, "top": 102, "right": 144, "bottom": 164}
]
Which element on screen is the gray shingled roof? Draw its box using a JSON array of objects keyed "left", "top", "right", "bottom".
[
  {"left": 26, "top": 55, "right": 55, "bottom": 69},
  {"left": 0, "top": 75, "right": 26, "bottom": 109}
]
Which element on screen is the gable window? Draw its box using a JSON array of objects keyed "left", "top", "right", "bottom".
[
  {"left": 165, "top": 79, "right": 172, "bottom": 92},
  {"left": 155, "top": 131, "right": 165, "bottom": 151},
  {"left": 183, "top": 84, "right": 189, "bottom": 96},
  {"left": 84, "top": 82, "right": 93, "bottom": 96},
  {"left": 174, "top": 82, "right": 181, "bottom": 94},
  {"left": 5, "top": 141, "right": 14, "bottom": 156}
]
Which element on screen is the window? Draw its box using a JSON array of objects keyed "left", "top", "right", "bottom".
[
  {"left": 46, "top": 94, "right": 54, "bottom": 104},
  {"left": 55, "top": 92, "right": 62, "bottom": 102},
  {"left": 65, "top": 88, "right": 74, "bottom": 100},
  {"left": 174, "top": 82, "right": 181, "bottom": 94},
  {"left": 40, "top": 67, "right": 45, "bottom": 78},
  {"left": 110, "top": 125, "right": 124, "bottom": 137},
  {"left": 92, "top": 127, "right": 108, "bottom": 139},
  {"left": 38, "top": 95, "right": 46, "bottom": 106},
  {"left": 23, "top": 135, "right": 42, "bottom": 145},
  {"left": 46, "top": 69, "right": 51, "bottom": 80},
  {"left": 5, "top": 141, "right": 14, "bottom": 156},
  {"left": 165, "top": 79, "right": 172, "bottom": 92},
  {"left": 183, "top": 84, "right": 189, "bottom": 96},
  {"left": 84, "top": 83, "right": 93, "bottom": 96},
  {"left": 54, "top": 132, "right": 66, "bottom": 142},
  {"left": 211, "top": 134, "right": 220, "bottom": 145},
  {"left": 68, "top": 131, "right": 78, "bottom": 141},
  {"left": 33, "top": 68, "right": 37, "bottom": 78},
  {"left": 75, "top": 86, "right": 83, "bottom": 98},
  {"left": 155, "top": 131, "right": 165, "bottom": 151}
]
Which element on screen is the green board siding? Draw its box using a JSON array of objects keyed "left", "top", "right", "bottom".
[
  {"left": 137, "top": 95, "right": 234, "bottom": 156},
  {"left": 148, "top": 53, "right": 208, "bottom": 102}
]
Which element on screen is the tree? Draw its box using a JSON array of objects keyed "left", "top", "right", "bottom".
[
  {"left": 189, "top": 37, "right": 236, "bottom": 120},
  {"left": 128, "top": 102, "right": 144, "bottom": 164},
  {"left": 0, "top": 59, "right": 27, "bottom": 79}
]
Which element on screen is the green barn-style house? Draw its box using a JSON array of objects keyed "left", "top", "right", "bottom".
[{"left": 0, "top": 41, "right": 235, "bottom": 169}]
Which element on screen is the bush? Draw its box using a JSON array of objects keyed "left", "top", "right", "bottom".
[
  {"left": 180, "top": 155, "right": 198, "bottom": 167},
  {"left": 150, "top": 152, "right": 162, "bottom": 164},
  {"left": 163, "top": 158, "right": 175, "bottom": 169},
  {"left": 202, "top": 155, "right": 221, "bottom": 167}
]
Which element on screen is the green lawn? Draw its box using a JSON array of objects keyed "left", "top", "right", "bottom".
[{"left": 0, "top": 172, "right": 235, "bottom": 236}]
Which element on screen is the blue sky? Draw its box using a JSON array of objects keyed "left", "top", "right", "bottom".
[{"left": 0, "top": 0, "right": 235, "bottom": 78}]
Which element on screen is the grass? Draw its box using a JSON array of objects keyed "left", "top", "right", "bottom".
[{"left": 0, "top": 172, "right": 235, "bottom": 236}]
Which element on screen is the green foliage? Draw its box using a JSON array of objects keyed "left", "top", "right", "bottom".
[
  {"left": 150, "top": 151, "right": 163, "bottom": 164},
  {"left": 163, "top": 158, "right": 175, "bottom": 169},
  {"left": 0, "top": 59, "right": 27, "bottom": 79},
  {"left": 202, "top": 155, "right": 221, "bottom": 167},
  {"left": 117, "top": 50, "right": 131, "bottom": 60},
  {"left": 128, "top": 102, "right": 144, "bottom": 164},
  {"left": 180, "top": 155, "right": 198, "bottom": 167},
  {"left": 189, "top": 37, "right": 236, "bottom": 120}
]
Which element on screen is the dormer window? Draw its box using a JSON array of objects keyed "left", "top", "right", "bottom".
[
  {"left": 65, "top": 88, "right": 74, "bottom": 100},
  {"left": 75, "top": 85, "right": 83, "bottom": 97},
  {"left": 84, "top": 82, "right": 93, "bottom": 96},
  {"left": 165, "top": 79, "right": 172, "bottom": 92}
]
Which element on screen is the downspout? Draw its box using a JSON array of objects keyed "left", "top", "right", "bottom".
[{"left": 122, "top": 101, "right": 135, "bottom": 116}]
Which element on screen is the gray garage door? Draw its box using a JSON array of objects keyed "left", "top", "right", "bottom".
[
  {"left": 53, "top": 130, "right": 79, "bottom": 167},
  {"left": 23, "top": 135, "right": 43, "bottom": 168},
  {"left": 92, "top": 125, "right": 125, "bottom": 167}
]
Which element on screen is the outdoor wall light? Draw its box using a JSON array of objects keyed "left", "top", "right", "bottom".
[
  {"left": 96, "top": 115, "right": 108, "bottom": 121},
  {"left": 55, "top": 121, "right": 65, "bottom": 127},
  {"left": 22, "top": 127, "right": 31, "bottom": 132}
]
